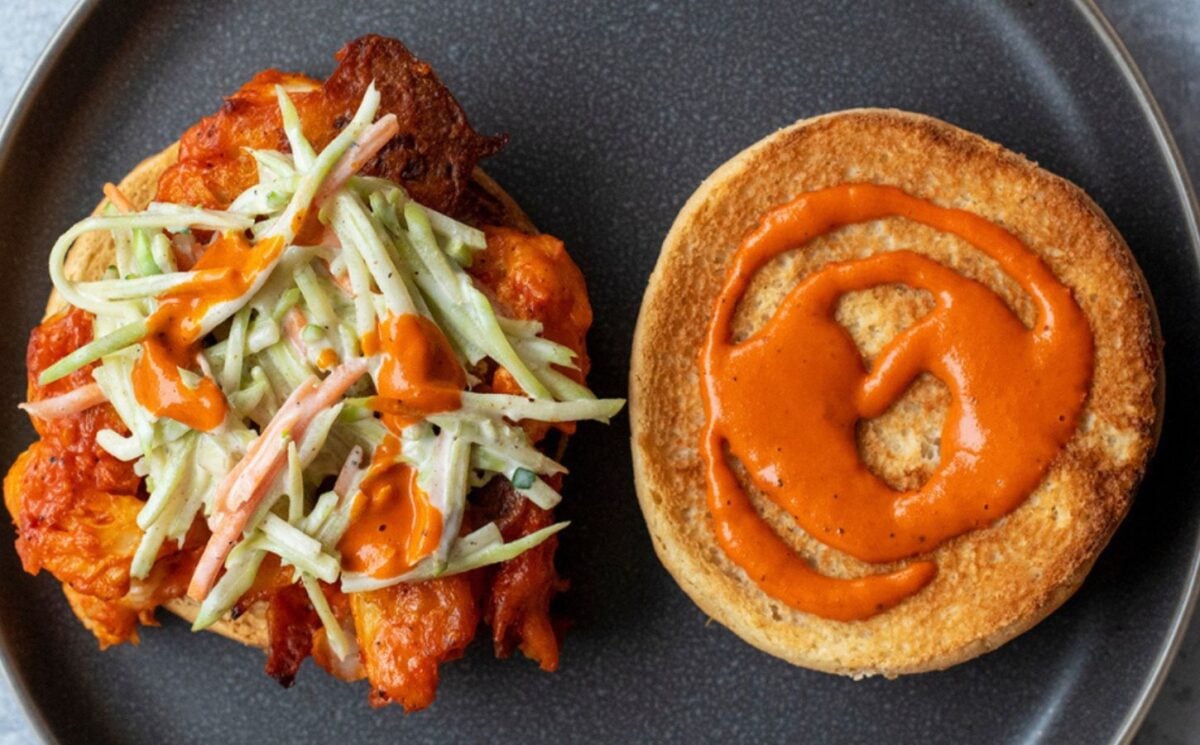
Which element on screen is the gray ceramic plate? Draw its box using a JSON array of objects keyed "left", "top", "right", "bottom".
[{"left": 0, "top": 1, "right": 1197, "bottom": 743}]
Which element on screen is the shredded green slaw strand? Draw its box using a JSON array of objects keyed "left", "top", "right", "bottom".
[
  {"left": 38, "top": 319, "right": 148, "bottom": 385},
  {"left": 36, "top": 83, "right": 626, "bottom": 648}
]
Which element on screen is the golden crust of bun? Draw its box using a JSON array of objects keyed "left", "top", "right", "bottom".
[
  {"left": 49, "top": 142, "right": 536, "bottom": 649},
  {"left": 630, "top": 108, "right": 1163, "bottom": 676}
]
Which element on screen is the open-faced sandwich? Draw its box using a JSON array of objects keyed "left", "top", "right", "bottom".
[
  {"left": 631, "top": 109, "right": 1161, "bottom": 675},
  {"left": 5, "top": 34, "right": 622, "bottom": 709}
]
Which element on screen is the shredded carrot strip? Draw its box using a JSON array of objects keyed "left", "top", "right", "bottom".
[
  {"left": 313, "top": 114, "right": 400, "bottom": 206},
  {"left": 102, "top": 183, "right": 136, "bottom": 213},
  {"left": 188, "top": 357, "right": 371, "bottom": 600}
]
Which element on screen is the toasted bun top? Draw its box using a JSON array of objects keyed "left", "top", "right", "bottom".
[
  {"left": 53, "top": 142, "right": 536, "bottom": 648},
  {"left": 630, "top": 108, "right": 1161, "bottom": 676}
]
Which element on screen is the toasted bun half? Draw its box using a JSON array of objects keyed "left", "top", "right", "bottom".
[
  {"left": 630, "top": 109, "right": 1162, "bottom": 676},
  {"left": 47, "top": 143, "right": 537, "bottom": 649}
]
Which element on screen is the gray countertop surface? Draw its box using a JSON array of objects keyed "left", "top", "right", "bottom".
[{"left": 0, "top": 1, "right": 1195, "bottom": 743}]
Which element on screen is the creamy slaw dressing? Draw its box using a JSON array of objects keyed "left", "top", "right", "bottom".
[{"left": 31, "top": 83, "right": 623, "bottom": 659}]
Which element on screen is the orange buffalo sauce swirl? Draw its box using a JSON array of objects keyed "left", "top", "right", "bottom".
[
  {"left": 700, "top": 183, "right": 1094, "bottom": 621},
  {"left": 132, "top": 233, "right": 284, "bottom": 431},
  {"left": 338, "top": 313, "right": 466, "bottom": 578}
]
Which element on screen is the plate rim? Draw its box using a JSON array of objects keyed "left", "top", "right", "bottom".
[
  {"left": 1070, "top": 1, "right": 1200, "bottom": 741},
  {"left": 0, "top": 1, "right": 1195, "bottom": 743},
  {"left": 0, "top": 3, "right": 104, "bottom": 741}
]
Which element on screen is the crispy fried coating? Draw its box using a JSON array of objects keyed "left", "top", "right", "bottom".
[
  {"left": 6, "top": 308, "right": 200, "bottom": 644},
  {"left": 63, "top": 585, "right": 151, "bottom": 650},
  {"left": 156, "top": 35, "right": 505, "bottom": 220},
  {"left": 482, "top": 478, "right": 567, "bottom": 671},
  {"left": 265, "top": 583, "right": 320, "bottom": 688},
  {"left": 154, "top": 70, "right": 326, "bottom": 209},
  {"left": 473, "top": 227, "right": 592, "bottom": 377},
  {"left": 10, "top": 309, "right": 142, "bottom": 600},
  {"left": 61, "top": 547, "right": 199, "bottom": 649},
  {"left": 325, "top": 35, "right": 507, "bottom": 217},
  {"left": 475, "top": 226, "right": 593, "bottom": 442},
  {"left": 351, "top": 575, "right": 480, "bottom": 711}
]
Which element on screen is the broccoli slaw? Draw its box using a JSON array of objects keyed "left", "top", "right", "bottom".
[{"left": 30, "top": 82, "right": 623, "bottom": 661}]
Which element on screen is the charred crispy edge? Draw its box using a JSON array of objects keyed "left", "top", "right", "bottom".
[
  {"left": 628, "top": 108, "right": 1164, "bottom": 676},
  {"left": 47, "top": 142, "right": 542, "bottom": 647}
]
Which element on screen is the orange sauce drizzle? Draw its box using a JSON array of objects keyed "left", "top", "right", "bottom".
[
  {"left": 316, "top": 347, "right": 339, "bottom": 372},
  {"left": 132, "top": 233, "right": 284, "bottom": 431},
  {"left": 700, "top": 183, "right": 1094, "bottom": 621},
  {"left": 338, "top": 436, "right": 443, "bottom": 577},
  {"left": 364, "top": 313, "right": 466, "bottom": 432},
  {"left": 340, "top": 312, "right": 467, "bottom": 578}
]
